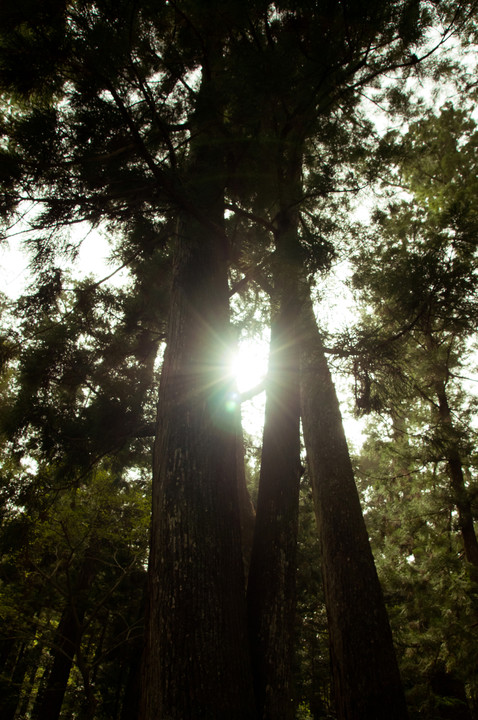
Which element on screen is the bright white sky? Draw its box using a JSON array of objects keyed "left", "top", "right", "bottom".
[
  {"left": 2, "top": 26, "right": 472, "bottom": 454},
  {"left": 0, "top": 219, "right": 366, "bottom": 450},
  {"left": 0, "top": 238, "right": 30, "bottom": 297}
]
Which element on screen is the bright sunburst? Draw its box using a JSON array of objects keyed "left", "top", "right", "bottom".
[
  {"left": 229, "top": 336, "right": 269, "bottom": 437},
  {"left": 230, "top": 337, "right": 269, "bottom": 394}
]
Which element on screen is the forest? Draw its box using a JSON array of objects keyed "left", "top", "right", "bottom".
[{"left": 0, "top": 1, "right": 478, "bottom": 718}]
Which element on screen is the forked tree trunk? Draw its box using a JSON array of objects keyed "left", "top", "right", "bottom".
[
  {"left": 140, "top": 80, "right": 256, "bottom": 716},
  {"left": 247, "top": 213, "right": 302, "bottom": 719},
  {"left": 299, "top": 294, "right": 409, "bottom": 720}
]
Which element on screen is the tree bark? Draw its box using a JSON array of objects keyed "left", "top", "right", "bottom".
[
  {"left": 430, "top": 668, "right": 474, "bottom": 720},
  {"left": 434, "top": 381, "right": 478, "bottom": 570},
  {"left": 140, "top": 71, "right": 256, "bottom": 718},
  {"left": 235, "top": 404, "right": 256, "bottom": 581},
  {"left": 246, "top": 217, "right": 302, "bottom": 719},
  {"left": 32, "top": 556, "right": 97, "bottom": 720},
  {"left": 0, "top": 642, "right": 29, "bottom": 720},
  {"left": 299, "top": 294, "right": 409, "bottom": 720}
]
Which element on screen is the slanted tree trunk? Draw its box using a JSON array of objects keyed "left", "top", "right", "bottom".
[
  {"left": 119, "top": 579, "right": 147, "bottom": 720},
  {"left": 434, "top": 380, "right": 478, "bottom": 570},
  {"left": 12, "top": 642, "right": 43, "bottom": 720},
  {"left": 32, "top": 609, "right": 78, "bottom": 720},
  {"left": 140, "top": 67, "right": 256, "bottom": 718},
  {"left": 0, "top": 642, "right": 29, "bottom": 720},
  {"left": 120, "top": 633, "right": 143, "bottom": 720},
  {"left": 299, "top": 294, "right": 409, "bottom": 720},
  {"left": 235, "top": 402, "right": 256, "bottom": 580},
  {"left": 247, "top": 191, "right": 303, "bottom": 718},
  {"left": 32, "top": 555, "right": 97, "bottom": 720},
  {"left": 431, "top": 668, "right": 474, "bottom": 720}
]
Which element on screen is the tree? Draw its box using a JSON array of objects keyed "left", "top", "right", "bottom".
[
  {"left": 294, "top": 474, "right": 333, "bottom": 720},
  {"left": 141, "top": 23, "right": 257, "bottom": 715},
  {"left": 226, "top": 1, "right": 449, "bottom": 712},
  {"left": 246, "top": 210, "right": 302, "bottom": 719},
  {"left": 299, "top": 295, "right": 410, "bottom": 720},
  {"left": 354, "top": 410, "right": 478, "bottom": 718},
  {"left": 1, "top": 2, "right": 477, "bottom": 718},
  {"left": 0, "top": 456, "right": 150, "bottom": 720},
  {"left": 2, "top": 2, "right": 259, "bottom": 715},
  {"left": 339, "top": 100, "right": 478, "bottom": 718},
  {"left": 350, "top": 106, "right": 478, "bottom": 572}
]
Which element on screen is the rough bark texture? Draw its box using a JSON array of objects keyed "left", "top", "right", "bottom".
[
  {"left": 140, "top": 103, "right": 256, "bottom": 717},
  {"left": 236, "top": 410, "right": 256, "bottom": 581},
  {"left": 247, "top": 272, "right": 301, "bottom": 718},
  {"left": 32, "top": 557, "right": 96, "bottom": 720},
  {"left": 434, "top": 381, "right": 478, "bottom": 569},
  {"left": 246, "top": 201, "right": 303, "bottom": 719},
  {"left": 299, "top": 295, "right": 409, "bottom": 720},
  {"left": 0, "top": 643, "right": 29, "bottom": 720}
]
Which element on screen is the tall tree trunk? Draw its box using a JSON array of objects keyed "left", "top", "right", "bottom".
[
  {"left": 14, "top": 642, "right": 43, "bottom": 720},
  {"left": 32, "top": 556, "right": 97, "bottom": 720},
  {"left": 299, "top": 294, "right": 409, "bottom": 720},
  {"left": 434, "top": 380, "right": 478, "bottom": 569},
  {"left": 430, "top": 667, "right": 474, "bottom": 720},
  {"left": 32, "top": 608, "right": 77, "bottom": 720},
  {"left": 235, "top": 402, "right": 256, "bottom": 580},
  {"left": 246, "top": 211, "right": 302, "bottom": 718},
  {"left": 0, "top": 642, "right": 29, "bottom": 720},
  {"left": 120, "top": 634, "right": 143, "bottom": 720},
  {"left": 119, "top": 580, "right": 147, "bottom": 720},
  {"left": 140, "top": 74, "right": 256, "bottom": 718}
]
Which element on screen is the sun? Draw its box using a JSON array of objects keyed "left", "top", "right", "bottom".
[
  {"left": 227, "top": 332, "right": 366, "bottom": 449},
  {"left": 228, "top": 335, "right": 269, "bottom": 437},
  {"left": 230, "top": 336, "right": 269, "bottom": 394}
]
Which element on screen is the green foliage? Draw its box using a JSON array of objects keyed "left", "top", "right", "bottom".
[
  {"left": 1, "top": 1, "right": 478, "bottom": 718},
  {"left": 355, "top": 417, "right": 478, "bottom": 718},
  {"left": 0, "top": 269, "right": 163, "bottom": 484},
  {"left": 343, "top": 95, "right": 478, "bottom": 719},
  {"left": 401, "top": 104, "right": 478, "bottom": 222},
  {"left": 348, "top": 109, "right": 478, "bottom": 421},
  {"left": 0, "top": 0, "right": 69, "bottom": 98},
  {"left": 0, "top": 463, "right": 149, "bottom": 718}
]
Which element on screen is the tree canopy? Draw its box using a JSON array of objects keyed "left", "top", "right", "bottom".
[{"left": 1, "top": 1, "right": 478, "bottom": 719}]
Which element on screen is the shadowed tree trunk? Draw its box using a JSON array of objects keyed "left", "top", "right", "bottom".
[
  {"left": 247, "top": 198, "right": 302, "bottom": 719},
  {"left": 140, "top": 59, "right": 256, "bottom": 718},
  {"left": 119, "top": 579, "right": 147, "bottom": 720},
  {"left": 32, "top": 555, "right": 97, "bottom": 720},
  {"left": 431, "top": 667, "right": 474, "bottom": 720},
  {"left": 141, "top": 196, "right": 256, "bottom": 720},
  {"left": 433, "top": 379, "right": 478, "bottom": 570},
  {"left": 299, "top": 294, "right": 409, "bottom": 720},
  {"left": 0, "top": 642, "right": 30, "bottom": 720},
  {"left": 236, "top": 403, "right": 256, "bottom": 580}
]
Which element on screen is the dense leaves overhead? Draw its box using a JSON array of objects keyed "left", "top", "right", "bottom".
[
  {"left": 349, "top": 104, "right": 478, "bottom": 415},
  {"left": 0, "top": 0, "right": 462, "bottom": 237},
  {"left": 0, "top": 272, "right": 163, "bottom": 483},
  {"left": 1, "top": 2, "right": 478, "bottom": 719}
]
